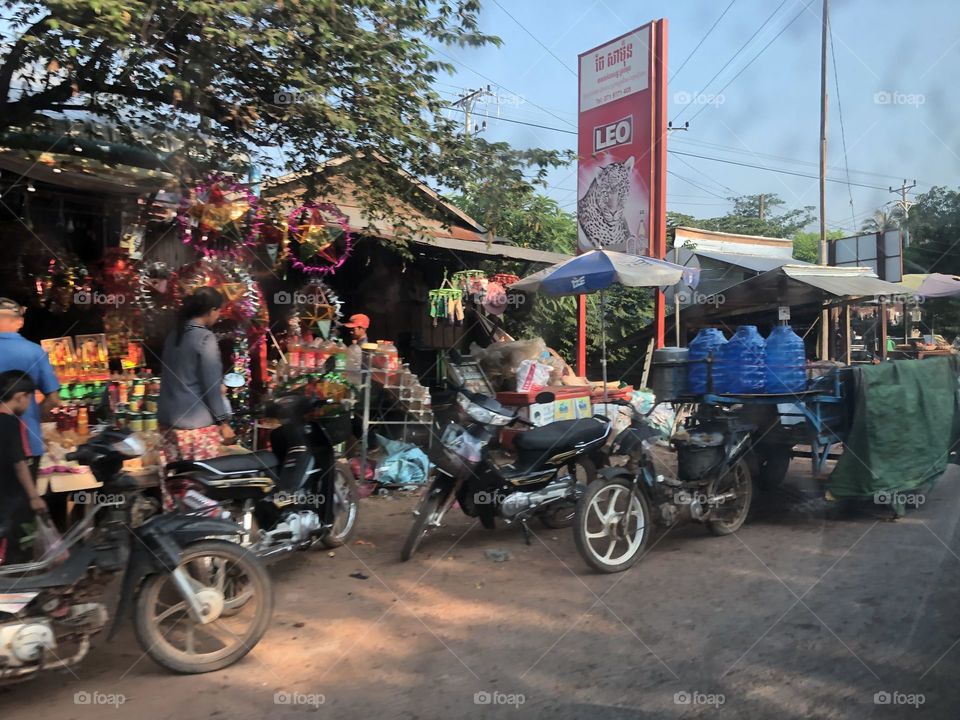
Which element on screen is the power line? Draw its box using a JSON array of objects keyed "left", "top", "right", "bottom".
[
  {"left": 829, "top": 25, "right": 858, "bottom": 233},
  {"left": 667, "top": 170, "right": 732, "bottom": 201},
  {"left": 674, "top": 0, "right": 792, "bottom": 121},
  {"left": 669, "top": 0, "right": 738, "bottom": 84},
  {"left": 686, "top": 0, "right": 817, "bottom": 124},
  {"left": 490, "top": 0, "right": 577, "bottom": 76}
]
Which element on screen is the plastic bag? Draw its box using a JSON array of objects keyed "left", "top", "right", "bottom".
[
  {"left": 373, "top": 434, "right": 431, "bottom": 486},
  {"left": 32, "top": 515, "right": 69, "bottom": 564},
  {"left": 516, "top": 358, "right": 552, "bottom": 392}
]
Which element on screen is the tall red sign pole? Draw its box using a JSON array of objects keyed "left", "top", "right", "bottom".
[
  {"left": 575, "top": 20, "right": 669, "bottom": 376},
  {"left": 651, "top": 18, "right": 668, "bottom": 348}
]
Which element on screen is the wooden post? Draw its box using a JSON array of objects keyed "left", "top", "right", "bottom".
[{"left": 880, "top": 299, "right": 888, "bottom": 359}]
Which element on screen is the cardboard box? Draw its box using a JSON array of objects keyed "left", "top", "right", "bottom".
[
  {"left": 554, "top": 398, "right": 577, "bottom": 421},
  {"left": 574, "top": 397, "right": 593, "bottom": 419}
]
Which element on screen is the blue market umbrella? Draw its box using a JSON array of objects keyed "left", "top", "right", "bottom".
[{"left": 510, "top": 250, "right": 699, "bottom": 394}]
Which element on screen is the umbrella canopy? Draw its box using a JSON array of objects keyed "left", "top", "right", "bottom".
[
  {"left": 509, "top": 249, "right": 699, "bottom": 296},
  {"left": 901, "top": 273, "right": 960, "bottom": 298}
]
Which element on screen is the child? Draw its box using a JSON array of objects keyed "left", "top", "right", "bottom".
[{"left": 0, "top": 370, "right": 47, "bottom": 564}]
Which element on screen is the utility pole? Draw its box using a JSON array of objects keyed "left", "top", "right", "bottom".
[
  {"left": 819, "top": 0, "right": 830, "bottom": 360},
  {"left": 758, "top": 193, "right": 765, "bottom": 221},
  {"left": 889, "top": 179, "right": 917, "bottom": 218},
  {"left": 452, "top": 86, "right": 492, "bottom": 136}
]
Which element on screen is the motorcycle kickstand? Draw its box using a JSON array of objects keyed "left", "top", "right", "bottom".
[{"left": 520, "top": 518, "right": 533, "bottom": 546}]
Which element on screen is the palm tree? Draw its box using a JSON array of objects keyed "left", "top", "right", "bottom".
[{"left": 860, "top": 207, "right": 903, "bottom": 233}]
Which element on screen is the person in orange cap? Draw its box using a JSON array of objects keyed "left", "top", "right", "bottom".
[{"left": 343, "top": 313, "right": 370, "bottom": 346}]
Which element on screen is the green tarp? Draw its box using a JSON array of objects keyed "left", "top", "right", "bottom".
[{"left": 828, "top": 356, "right": 960, "bottom": 510}]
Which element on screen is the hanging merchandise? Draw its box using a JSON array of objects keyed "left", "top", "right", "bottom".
[
  {"left": 482, "top": 281, "right": 508, "bottom": 316},
  {"left": 178, "top": 175, "right": 261, "bottom": 257},
  {"left": 293, "top": 279, "right": 343, "bottom": 339},
  {"left": 285, "top": 202, "right": 353, "bottom": 275},
  {"left": 490, "top": 273, "right": 520, "bottom": 287},
  {"left": 428, "top": 271, "right": 463, "bottom": 326},
  {"left": 452, "top": 269, "right": 487, "bottom": 300}
]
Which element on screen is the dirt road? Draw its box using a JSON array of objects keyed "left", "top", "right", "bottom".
[{"left": 3, "top": 462, "right": 960, "bottom": 719}]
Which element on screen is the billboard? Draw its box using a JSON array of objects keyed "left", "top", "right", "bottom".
[
  {"left": 830, "top": 230, "right": 903, "bottom": 282},
  {"left": 577, "top": 24, "right": 659, "bottom": 256}
]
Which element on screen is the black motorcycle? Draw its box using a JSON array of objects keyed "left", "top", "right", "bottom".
[
  {"left": 0, "top": 427, "right": 273, "bottom": 678},
  {"left": 574, "top": 403, "right": 755, "bottom": 573},
  {"left": 401, "top": 382, "right": 610, "bottom": 561},
  {"left": 163, "top": 393, "right": 359, "bottom": 562}
]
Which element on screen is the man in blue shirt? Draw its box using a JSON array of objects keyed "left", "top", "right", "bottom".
[{"left": 0, "top": 298, "right": 60, "bottom": 474}]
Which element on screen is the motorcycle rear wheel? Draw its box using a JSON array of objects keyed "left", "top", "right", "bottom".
[
  {"left": 401, "top": 488, "right": 444, "bottom": 562},
  {"left": 320, "top": 460, "right": 360, "bottom": 548},
  {"left": 574, "top": 476, "right": 651, "bottom": 574},
  {"left": 706, "top": 458, "right": 754, "bottom": 536},
  {"left": 134, "top": 539, "right": 273, "bottom": 674}
]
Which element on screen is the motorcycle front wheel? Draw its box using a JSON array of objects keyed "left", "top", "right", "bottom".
[
  {"left": 320, "top": 460, "right": 360, "bottom": 548},
  {"left": 574, "top": 476, "right": 651, "bottom": 574},
  {"left": 133, "top": 539, "right": 273, "bottom": 674}
]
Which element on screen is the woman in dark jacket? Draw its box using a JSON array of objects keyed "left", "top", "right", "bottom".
[{"left": 157, "top": 287, "right": 235, "bottom": 463}]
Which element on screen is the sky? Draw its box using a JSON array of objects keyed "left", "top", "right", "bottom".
[{"left": 432, "top": 0, "right": 960, "bottom": 235}]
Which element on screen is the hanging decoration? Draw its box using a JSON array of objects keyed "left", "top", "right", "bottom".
[
  {"left": 134, "top": 261, "right": 176, "bottom": 312},
  {"left": 27, "top": 255, "right": 89, "bottom": 314},
  {"left": 173, "top": 256, "right": 263, "bottom": 330},
  {"left": 285, "top": 202, "right": 353, "bottom": 275},
  {"left": 178, "top": 176, "right": 261, "bottom": 256},
  {"left": 292, "top": 279, "right": 343, "bottom": 339},
  {"left": 428, "top": 271, "right": 463, "bottom": 327}
]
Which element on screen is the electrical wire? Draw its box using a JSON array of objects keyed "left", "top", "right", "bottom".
[
  {"left": 669, "top": 0, "right": 738, "bottom": 84},
  {"left": 490, "top": 0, "right": 577, "bottom": 76},
  {"left": 686, "top": 0, "right": 817, "bottom": 124},
  {"left": 830, "top": 24, "right": 858, "bottom": 232},
  {"left": 673, "top": 0, "right": 792, "bottom": 121}
]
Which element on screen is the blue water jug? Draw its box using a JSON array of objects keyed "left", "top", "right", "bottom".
[
  {"left": 717, "top": 326, "right": 766, "bottom": 394},
  {"left": 688, "top": 328, "right": 727, "bottom": 395},
  {"left": 765, "top": 325, "right": 807, "bottom": 393}
]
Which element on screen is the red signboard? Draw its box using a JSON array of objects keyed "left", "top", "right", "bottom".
[{"left": 576, "top": 20, "right": 668, "bottom": 367}]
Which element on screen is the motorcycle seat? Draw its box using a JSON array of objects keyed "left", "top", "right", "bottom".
[
  {"left": 514, "top": 418, "right": 607, "bottom": 452},
  {"left": 167, "top": 450, "right": 279, "bottom": 477}
]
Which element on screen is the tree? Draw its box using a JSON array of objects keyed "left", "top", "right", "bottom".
[
  {"left": 792, "top": 229, "right": 844, "bottom": 263},
  {"left": 903, "top": 187, "right": 960, "bottom": 276},
  {"left": 861, "top": 207, "right": 903, "bottom": 233},
  {"left": 0, "top": 1, "right": 567, "bottom": 236},
  {"left": 669, "top": 194, "right": 815, "bottom": 239}
]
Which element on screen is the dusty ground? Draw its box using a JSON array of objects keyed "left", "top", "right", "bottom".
[{"left": 3, "top": 459, "right": 960, "bottom": 719}]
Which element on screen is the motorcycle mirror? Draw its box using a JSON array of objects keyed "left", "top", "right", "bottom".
[
  {"left": 223, "top": 372, "right": 246, "bottom": 388},
  {"left": 448, "top": 349, "right": 463, "bottom": 364},
  {"left": 534, "top": 391, "right": 555, "bottom": 405}
]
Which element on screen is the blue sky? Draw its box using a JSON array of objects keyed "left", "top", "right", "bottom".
[{"left": 433, "top": 0, "right": 959, "bottom": 234}]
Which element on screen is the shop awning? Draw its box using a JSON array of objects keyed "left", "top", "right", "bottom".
[
  {"left": 411, "top": 235, "right": 570, "bottom": 265},
  {"left": 683, "top": 264, "right": 912, "bottom": 323},
  {"left": 692, "top": 249, "right": 804, "bottom": 273}
]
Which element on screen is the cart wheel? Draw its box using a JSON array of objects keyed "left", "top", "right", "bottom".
[{"left": 756, "top": 445, "right": 791, "bottom": 491}]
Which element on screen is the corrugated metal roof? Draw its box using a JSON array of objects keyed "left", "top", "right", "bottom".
[
  {"left": 693, "top": 249, "right": 802, "bottom": 273},
  {"left": 411, "top": 235, "right": 569, "bottom": 265}
]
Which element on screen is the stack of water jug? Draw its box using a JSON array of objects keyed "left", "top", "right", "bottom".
[{"left": 687, "top": 325, "right": 807, "bottom": 395}]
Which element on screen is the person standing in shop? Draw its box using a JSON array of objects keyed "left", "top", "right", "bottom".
[
  {"left": 343, "top": 313, "right": 370, "bottom": 375},
  {"left": 157, "top": 287, "right": 235, "bottom": 464},
  {"left": 0, "top": 298, "right": 62, "bottom": 523}
]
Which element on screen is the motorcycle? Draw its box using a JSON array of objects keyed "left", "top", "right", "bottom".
[
  {"left": 0, "top": 427, "right": 273, "bottom": 678},
  {"left": 162, "top": 393, "right": 360, "bottom": 562},
  {"left": 574, "top": 403, "right": 756, "bottom": 573},
  {"left": 401, "top": 377, "right": 610, "bottom": 561}
]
